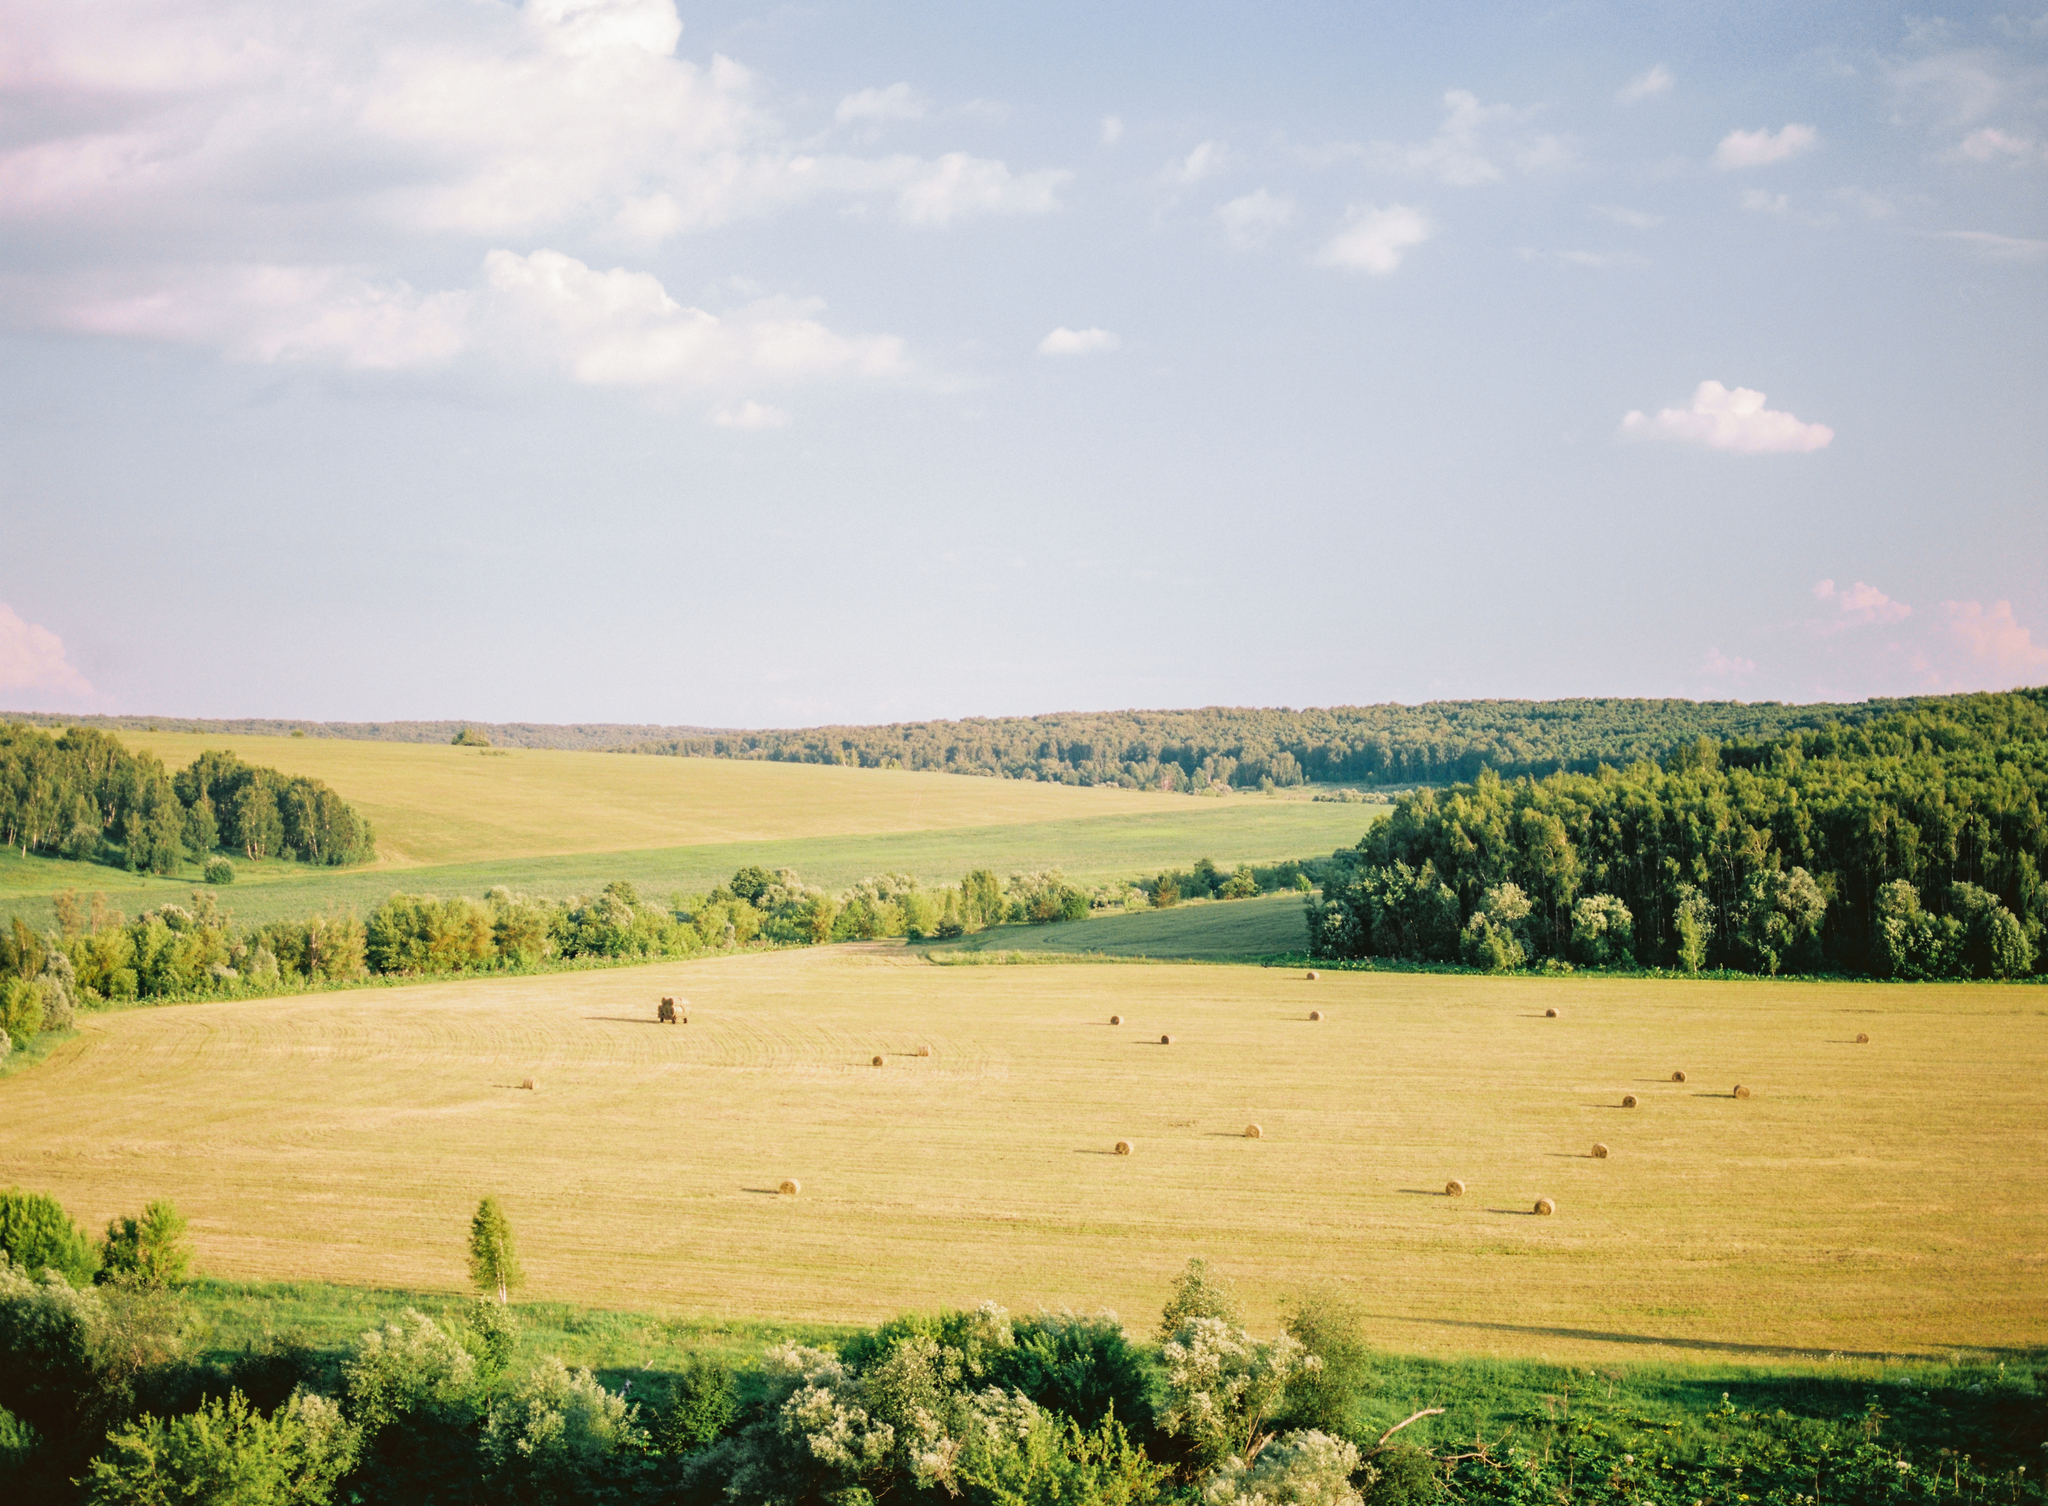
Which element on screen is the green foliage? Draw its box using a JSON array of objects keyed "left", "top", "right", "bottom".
[
  {"left": 82, "top": 1387, "right": 358, "bottom": 1506},
  {"left": 1200, "top": 1428, "right": 1363, "bottom": 1505},
  {"left": 99, "top": 1202, "right": 192, "bottom": 1290},
  {"left": 1159, "top": 1317, "right": 1317, "bottom": 1469},
  {"left": 1362, "top": 1443, "right": 1438, "bottom": 1506},
  {"left": 650, "top": 1352, "right": 738, "bottom": 1454},
  {"left": 461, "top": 1296, "right": 518, "bottom": 1387},
  {"left": 1282, "top": 1289, "right": 1371, "bottom": 1439},
  {"left": 468, "top": 1198, "right": 524, "bottom": 1304},
  {"left": 201, "top": 854, "right": 235, "bottom": 885},
  {"left": 996, "top": 1310, "right": 1156, "bottom": 1446},
  {"left": 1312, "top": 693, "right": 2048, "bottom": 976},
  {"left": 0, "top": 1187, "right": 100, "bottom": 1286},
  {"left": 339, "top": 1308, "right": 478, "bottom": 1435},
  {"left": 1160, "top": 1258, "right": 1242, "bottom": 1340},
  {"left": 479, "top": 1355, "right": 648, "bottom": 1496},
  {"left": 451, "top": 727, "right": 492, "bottom": 747}
]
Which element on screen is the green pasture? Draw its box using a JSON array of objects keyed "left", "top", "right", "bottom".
[{"left": 923, "top": 891, "right": 1312, "bottom": 962}]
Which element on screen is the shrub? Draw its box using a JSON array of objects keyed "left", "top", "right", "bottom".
[
  {"left": 203, "top": 856, "right": 235, "bottom": 885},
  {"left": 1363, "top": 1443, "right": 1440, "bottom": 1506},
  {"left": 480, "top": 1356, "right": 648, "bottom": 1494},
  {"left": 0, "top": 1187, "right": 99, "bottom": 1286},
  {"left": 1160, "top": 1257, "right": 1241, "bottom": 1339},
  {"left": 0, "top": 976, "right": 40, "bottom": 1048},
  {"left": 1283, "top": 1287, "right": 1371, "bottom": 1436},
  {"left": 1159, "top": 1317, "right": 1317, "bottom": 1469},
  {"left": 342, "top": 1309, "right": 478, "bottom": 1435},
  {"left": 0, "top": 1262, "right": 112, "bottom": 1450},
  {"left": 1569, "top": 893, "right": 1634, "bottom": 967},
  {"left": 651, "top": 1352, "right": 738, "bottom": 1454},
  {"left": 1199, "top": 1428, "right": 1362, "bottom": 1506},
  {"left": 82, "top": 1387, "right": 358, "bottom": 1506},
  {"left": 996, "top": 1310, "right": 1155, "bottom": 1444},
  {"left": 467, "top": 1197, "right": 524, "bottom": 1304},
  {"left": 99, "top": 1202, "right": 191, "bottom": 1289}
]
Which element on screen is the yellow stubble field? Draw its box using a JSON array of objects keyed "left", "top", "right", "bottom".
[{"left": 2, "top": 947, "right": 2041, "bottom": 1364}]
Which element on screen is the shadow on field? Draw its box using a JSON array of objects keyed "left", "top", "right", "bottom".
[
  {"left": 1397, "top": 1188, "right": 1453, "bottom": 1196},
  {"left": 584, "top": 1016, "right": 667, "bottom": 1025},
  {"left": 1369, "top": 1312, "right": 1973, "bottom": 1362},
  {"left": 741, "top": 1187, "right": 785, "bottom": 1195}
]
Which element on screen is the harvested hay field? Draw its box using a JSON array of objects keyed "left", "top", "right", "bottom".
[{"left": 1, "top": 949, "right": 2042, "bottom": 1363}]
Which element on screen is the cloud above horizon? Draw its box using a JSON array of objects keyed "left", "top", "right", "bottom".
[
  {"left": 1621, "top": 381, "right": 1834, "bottom": 453},
  {"left": 0, "top": 603, "right": 95, "bottom": 707},
  {"left": 1314, "top": 204, "right": 1434, "bottom": 274},
  {"left": 1038, "top": 326, "right": 1120, "bottom": 355},
  {"left": 1713, "top": 123, "right": 1817, "bottom": 169}
]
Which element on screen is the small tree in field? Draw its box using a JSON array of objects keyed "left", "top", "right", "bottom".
[
  {"left": 468, "top": 1197, "right": 524, "bottom": 1304},
  {"left": 100, "top": 1201, "right": 191, "bottom": 1289}
]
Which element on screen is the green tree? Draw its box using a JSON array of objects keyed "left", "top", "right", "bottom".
[
  {"left": 0, "top": 1187, "right": 99, "bottom": 1285},
  {"left": 83, "top": 1387, "right": 358, "bottom": 1506},
  {"left": 99, "top": 1202, "right": 191, "bottom": 1289},
  {"left": 468, "top": 1197, "right": 524, "bottom": 1304},
  {"left": 1159, "top": 1256, "right": 1241, "bottom": 1339}
]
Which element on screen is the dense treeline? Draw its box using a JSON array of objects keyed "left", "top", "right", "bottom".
[
  {"left": 0, "top": 726, "right": 375, "bottom": 874},
  {"left": 2, "top": 1226, "right": 2041, "bottom": 1506},
  {"left": 620, "top": 697, "right": 1954, "bottom": 790},
  {"left": 1310, "top": 690, "right": 2048, "bottom": 979},
  {"left": 0, "top": 856, "right": 1299, "bottom": 1043}
]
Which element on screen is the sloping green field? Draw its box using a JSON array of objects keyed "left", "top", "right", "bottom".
[
  {"left": 4, "top": 947, "right": 2041, "bottom": 1364},
  {"left": 0, "top": 733, "right": 1377, "bottom": 928},
  {"left": 926, "top": 891, "right": 1312, "bottom": 961}
]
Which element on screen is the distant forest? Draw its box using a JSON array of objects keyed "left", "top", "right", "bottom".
[
  {"left": 1311, "top": 689, "right": 2048, "bottom": 980},
  {"left": 0, "top": 725, "right": 375, "bottom": 873},
  {"left": 12, "top": 690, "right": 2046, "bottom": 795}
]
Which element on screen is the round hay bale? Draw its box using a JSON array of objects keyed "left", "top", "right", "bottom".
[
  {"left": 1591, "top": 1142, "right": 1609, "bottom": 1159},
  {"left": 1110, "top": 1014, "right": 1123, "bottom": 1025},
  {"left": 917, "top": 1044, "right": 932, "bottom": 1057},
  {"left": 520, "top": 1078, "right": 535, "bottom": 1091},
  {"left": 1445, "top": 1178, "right": 1465, "bottom": 1197},
  {"left": 1533, "top": 1197, "right": 1556, "bottom": 1216},
  {"left": 1308, "top": 1009, "right": 1324, "bottom": 1021},
  {"left": 1733, "top": 1084, "right": 1751, "bottom": 1099},
  {"left": 1544, "top": 1007, "right": 1559, "bottom": 1018},
  {"left": 1306, "top": 970, "right": 1319, "bottom": 981},
  {"left": 1159, "top": 1033, "right": 1173, "bottom": 1045},
  {"left": 1114, "top": 1139, "right": 1133, "bottom": 1156},
  {"left": 1621, "top": 1094, "right": 1638, "bottom": 1108},
  {"left": 1671, "top": 1070, "right": 1686, "bottom": 1082},
  {"left": 871, "top": 1055, "right": 885, "bottom": 1067},
  {"left": 778, "top": 1178, "right": 800, "bottom": 1196},
  {"left": 1244, "top": 1123, "right": 1263, "bottom": 1139},
  {"left": 1855, "top": 1032, "right": 1870, "bottom": 1044}
]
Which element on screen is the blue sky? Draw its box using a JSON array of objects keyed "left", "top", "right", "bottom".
[{"left": 2, "top": 0, "right": 2043, "bottom": 726}]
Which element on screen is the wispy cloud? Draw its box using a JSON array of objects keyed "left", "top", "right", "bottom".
[
  {"left": 1364, "top": 90, "right": 1569, "bottom": 185},
  {"left": 1621, "top": 381, "right": 1833, "bottom": 453},
  {"left": 1216, "top": 188, "right": 1295, "bottom": 248},
  {"left": 1314, "top": 204, "right": 1433, "bottom": 275},
  {"left": 837, "top": 82, "right": 926, "bottom": 125},
  {"left": 1100, "top": 115, "right": 1124, "bottom": 145},
  {"left": 1713, "top": 124, "right": 1817, "bottom": 169},
  {"left": 1593, "top": 205, "right": 1664, "bottom": 230},
  {"left": 1945, "top": 599, "right": 2048, "bottom": 679},
  {"left": 1812, "top": 578, "right": 1912, "bottom": 629},
  {"left": 0, "top": 602, "right": 96, "bottom": 706},
  {"left": 713, "top": 400, "right": 791, "bottom": 430},
  {"left": 1942, "top": 229, "right": 2048, "bottom": 260},
  {"left": 1162, "top": 140, "right": 1228, "bottom": 185},
  {"left": 1038, "top": 326, "right": 1119, "bottom": 355},
  {"left": 1617, "top": 65, "right": 1674, "bottom": 104}
]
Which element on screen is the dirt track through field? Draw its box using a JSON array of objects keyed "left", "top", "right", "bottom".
[{"left": 3, "top": 948, "right": 2043, "bottom": 1363}]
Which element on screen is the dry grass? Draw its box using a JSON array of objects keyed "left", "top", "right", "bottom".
[{"left": 1, "top": 949, "right": 2042, "bottom": 1363}]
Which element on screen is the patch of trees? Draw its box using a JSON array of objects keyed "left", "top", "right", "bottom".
[
  {"left": 616, "top": 694, "right": 1976, "bottom": 790},
  {"left": 3, "top": 1204, "right": 2042, "bottom": 1506},
  {"left": 1310, "top": 691, "right": 2047, "bottom": 979},
  {"left": 0, "top": 726, "right": 375, "bottom": 874}
]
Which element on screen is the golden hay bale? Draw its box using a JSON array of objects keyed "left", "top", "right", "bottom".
[
  {"left": 1621, "top": 1094, "right": 1638, "bottom": 1108},
  {"left": 871, "top": 1055, "right": 885, "bottom": 1067},
  {"left": 1591, "top": 1142, "right": 1609, "bottom": 1159},
  {"left": 1544, "top": 1007, "right": 1559, "bottom": 1018},
  {"left": 1308, "top": 1009, "right": 1324, "bottom": 1021},
  {"left": 1445, "top": 1179, "right": 1465, "bottom": 1197},
  {"left": 1110, "top": 1014, "right": 1123, "bottom": 1025},
  {"left": 1305, "top": 970, "right": 1319, "bottom": 981},
  {"left": 520, "top": 1078, "right": 534, "bottom": 1090},
  {"left": 1114, "top": 1139, "right": 1133, "bottom": 1156},
  {"left": 1534, "top": 1197, "right": 1556, "bottom": 1216},
  {"left": 1671, "top": 1070, "right": 1686, "bottom": 1082},
  {"left": 1159, "top": 1033, "right": 1173, "bottom": 1045},
  {"left": 1855, "top": 1032, "right": 1870, "bottom": 1044},
  {"left": 917, "top": 1045, "right": 932, "bottom": 1057},
  {"left": 1733, "top": 1084, "right": 1751, "bottom": 1099},
  {"left": 778, "top": 1179, "right": 800, "bottom": 1196},
  {"left": 1244, "top": 1124, "right": 1263, "bottom": 1139}
]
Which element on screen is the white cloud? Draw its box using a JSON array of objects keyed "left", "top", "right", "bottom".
[
  {"left": 1365, "top": 89, "right": 1569, "bottom": 186},
  {"left": 1945, "top": 600, "right": 2048, "bottom": 678},
  {"left": 890, "top": 153, "right": 1070, "bottom": 225},
  {"left": 1314, "top": 204, "right": 1433, "bottom": 275},
  {"left": 1955, "top": 127, "right": 2043, "bottom": 161},
  {"left": 1594, "top": 205, "right": 1663, "bottom": 230},
  {"left": 1943, "top": 229, "right": 2048, "bottom": 260},
  {"left": 1620, "top": 381, "right": 1834, "bottom": 454},
  {"left": 1741, "top": 189, "right": 1790, "bottom": 214},
  {"left": 1700, "top": 646, "right": 1757, "bottom": 680},
  {"left": 713, "top": 399, "right": 791, "bottom": 429},
  {"left": 47, "top": 248, "right": 912, "bottom": 404},
  {"left": 1812, "top": 578, "right": 1912, "bottom": 629},
  {"left": 1038, "top": 326, "right": 1119, "bottom": 355},
  {"left": 1100, "top": 115, "right": 1124, "bottom": 145},
  {"left": 0, "top": 603, "right": 95, "bottom": 705},
  {"left": 1713, "top": 123, "right": 1817, "bottom": 169},
  {"left": 1617, "top": 65, "right": 1674, "bottom": 104},
  {"left": 1216, "top": 188, "right": 1295, "bottom": 248},
  {"left": 837, "top": 83, "right": 925, "bottom": 125},
  {"left": 1163, "top": 141, "right": 1228, "bottom": 185}
]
